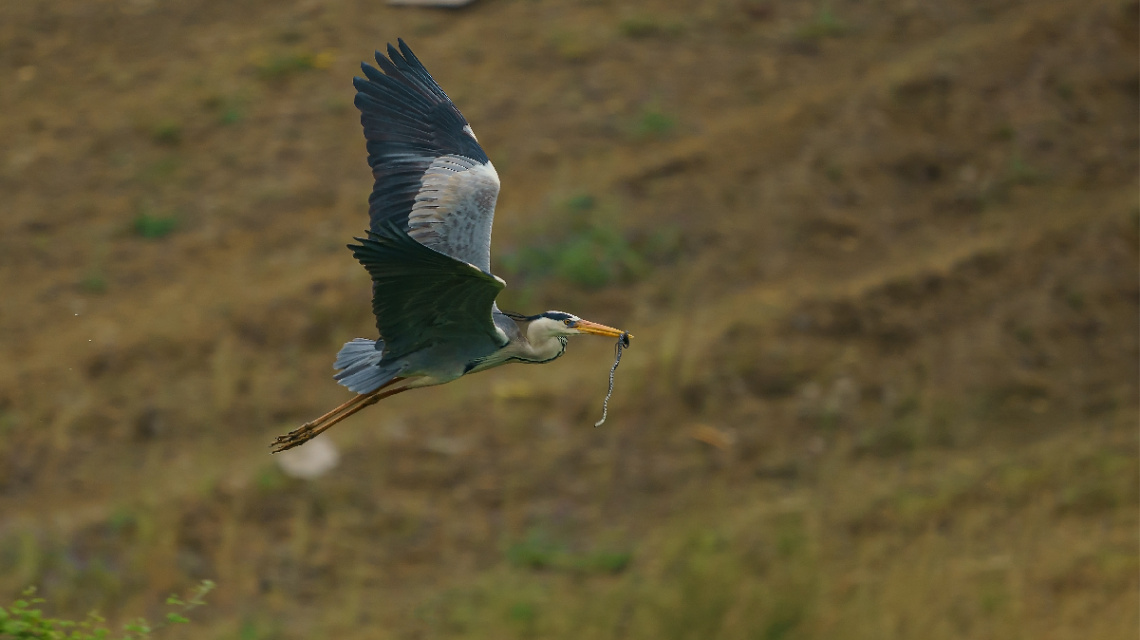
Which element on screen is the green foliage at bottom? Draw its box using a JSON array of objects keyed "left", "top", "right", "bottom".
[
  {"left": 418, "top": 522, "right": 816, "bottom": 639},
  {"left": 0, "top": 581, "right": 213, "bottom": 640}
]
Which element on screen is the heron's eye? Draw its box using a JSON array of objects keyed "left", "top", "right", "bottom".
[{"left": 563, "top": 319, "right": 574, "bottom": 326}]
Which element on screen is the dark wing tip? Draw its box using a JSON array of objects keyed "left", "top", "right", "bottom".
[
  {"left": 397, "top": 39, "right": 420, "bottom": 67},
  {"left": 358, "top": 220, "right": 413, "bottom": 246},
  {"left": 355, "top": 40, "right": 490, "bottom": 235}
]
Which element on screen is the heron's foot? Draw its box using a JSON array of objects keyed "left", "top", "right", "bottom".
[
  {"left": 270, "top": 422, "right": 323, "bottom": 453},
  {"left": 268, "top": 383, "right": 411, "bottom": 454}
]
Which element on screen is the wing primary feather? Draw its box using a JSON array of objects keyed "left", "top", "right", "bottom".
[{"left": 354, "top": 41, "right": 500, "bottom": 274}]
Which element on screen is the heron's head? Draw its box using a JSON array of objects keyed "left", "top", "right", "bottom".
[{"left": 526, "top": 311, "right": 628, "bottom": 342}]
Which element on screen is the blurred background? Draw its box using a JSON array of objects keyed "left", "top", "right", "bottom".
[{"left": 0, "top": 0, "right": 1137, "bottom": 638}]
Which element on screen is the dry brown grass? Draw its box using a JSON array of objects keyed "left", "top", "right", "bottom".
[{"left": 0, "top": 0, "right": 1136, "bottom": 638}]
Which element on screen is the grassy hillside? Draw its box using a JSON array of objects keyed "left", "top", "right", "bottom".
[{"left": 0, "top": 0, "right": 1136, "bottom": 638}]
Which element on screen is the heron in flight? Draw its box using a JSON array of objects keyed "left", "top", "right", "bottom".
[{"left": 271, "top": 41, "right": 631, "bottom": 452}]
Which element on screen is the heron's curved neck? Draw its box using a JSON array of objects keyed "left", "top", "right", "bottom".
[
  {"left": 520, "top": 332, "right": 567, "bottom": 363},
  {"left": 495, "top": 314, "right": 569, "bottom": 364},
  {"left": 515, "top": 321, "right": 567, "bottom": 362}
]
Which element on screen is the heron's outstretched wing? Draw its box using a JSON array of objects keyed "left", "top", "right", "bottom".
[
  {"left": 354, "top": 40, "right": 500, "bottom": 272},
  {"left": 349, "top": 221, "right": 507, "bottom": 359}
]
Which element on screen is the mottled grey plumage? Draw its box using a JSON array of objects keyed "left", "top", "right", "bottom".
[
  {"left": 270, "top": 40, "right": 629, "bottom": 453},
  {"left": 354, "top": 40, "right": 496, "bottom": 270}
]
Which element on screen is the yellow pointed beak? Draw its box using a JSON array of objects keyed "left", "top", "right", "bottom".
[{"left": 575, "top": 319, "right": 631, "bottom": 339}]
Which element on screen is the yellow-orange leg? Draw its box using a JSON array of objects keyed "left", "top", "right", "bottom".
[
  {"left": 298, "top": 376, "right": 404, "bottom": 433},
  {"left": 270, "top": 380, "right": 409, "bottom": 453}
]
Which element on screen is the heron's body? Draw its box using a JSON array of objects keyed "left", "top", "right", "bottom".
[
  {"left": 334, "top": 312, "right": 568, "bottom": 391},
  {"left": 271, "top": 41, "right": 628, "bottom": 452}
]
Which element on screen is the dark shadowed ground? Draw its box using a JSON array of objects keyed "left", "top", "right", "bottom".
[{"left": 0, "top": 0, "right": 1137, "bottom": 638}]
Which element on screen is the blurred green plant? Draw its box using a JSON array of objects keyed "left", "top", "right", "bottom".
[
  {"left": 219, "top": 106, "right": 244, "bottom": 125},
  {"left": 499, "top": 193, "right": 649, "bottom": 290},
  {"left": 254, "top": 464, "right": 288, "bottom": 493},
  {"left": 105, "top": 509, "right": 137, "bottom": 535},
  {"left": 855, "top": 417, "right": 922, "bottom": 458},
  {"left": 549, "top": 31, "right": 599, "bottom": 63},
  {"left": 499, "top": 193, "right": 685, "bottom": 292},
  {"left": 257, "top": 53, "right": 315, "bottom": 81},
  {"left": 1055, "top": 451, "right": 1133, "bottom": 515},
  {"left": 202, "top": 94, "right": 247, "bottom": 126},
  {"left": 618, "top": 16, "right": 684, "bottom": 39},
  {"left": 505, "top": 530, "right": 564, "bottom": 570},
  {"left": 256, "top": 50, "right": 332, "bottom": 83},
  {"left": 0, "top": 410, "right": 18, "bottom": 438},
  {"left": 132, "top": 212, "right": 177, "bottom": 239},
  {"left": 0, "top": 581, "right": 213, "bottom": 640},
  {"left": 505, "top": 529, "right": 632, "bottom": 575},
  {"left": 794, "top": 5, "right": 848, "bottom": 42},
  {"left": 501, "top": 226, "right": 644, "bottom": 290},
  {"left": 1005, "top": 155, "right": 1042, "bottom": 186},
  {"left": 1061, "top": 288, "right": 1085, "bottom": 311},
  {"left": 140, "top": 157, "right": 181, "bottom": 184},
  {"left": 619, "top": 16, "right": 659, "bottom": 38},
  {"left": 632, "top": 106, "right": 676, "bottom": 140},
  {"left": 79, "top": 271, "right": 108, "bottom": 294},
  {"left": 150, "top": 121, "right": 182, "bottom": 147},
  {"left": 761, "top": 608, "right": 804, "bottom": 640},
  {"left": 507, "top": 601, "right": 536, "bottom": 623},
  {"left": 563, "top": 193, "right": 596, "bottom": 213},
  {"left": 276, "top": 27, "right": 305, "bottom": 45}
]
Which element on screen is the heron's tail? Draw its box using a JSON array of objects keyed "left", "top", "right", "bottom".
[{"left": 333, "top": 338, "right": 402, "bottom": 393}]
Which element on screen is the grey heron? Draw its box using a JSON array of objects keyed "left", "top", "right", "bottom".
[{"left": 271, "top": 41, "right": 631, "bottom": 453}]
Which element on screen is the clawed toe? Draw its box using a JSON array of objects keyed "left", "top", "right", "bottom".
[{"left": 270, "top": 424, "right": 317, "bottom": 453}]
